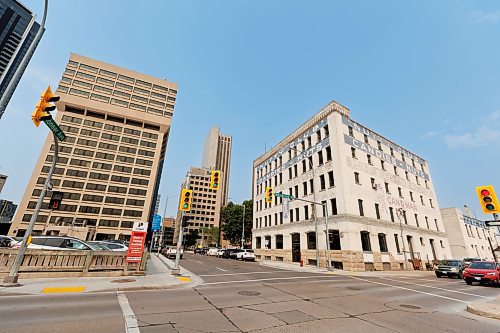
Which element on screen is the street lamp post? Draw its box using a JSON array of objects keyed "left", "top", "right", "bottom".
[
  {"left": 396, "top": 208, "right": 409, "bottom": 270},
  {"left": 172, "top": 173, "right": 190, "bottom": 275}
]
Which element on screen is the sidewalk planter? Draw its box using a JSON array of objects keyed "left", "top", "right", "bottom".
[{"left": 0, "top": 249, "right": 148, "bottom": 278}]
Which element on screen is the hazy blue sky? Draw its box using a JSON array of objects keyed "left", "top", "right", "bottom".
[{"left": 1, "top": 0, "right": 499, "bottom": 219}]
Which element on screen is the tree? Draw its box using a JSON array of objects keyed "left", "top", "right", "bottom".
[
  {"left": 184, "top": 229, "right": 199, "bottom": 248},
  {"left": 201, "top": 226, "right": 220, "bottom": 246},
  {"left": 220, "top": 200, "right": 253, "bottom": 247}
]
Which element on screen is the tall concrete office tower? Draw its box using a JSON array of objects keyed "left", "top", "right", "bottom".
[
  {"left": 202, "top": 127, "right": 232, "bottom": 206},
  {"left": 0, "top": 0, "right": 43, "bottom": 119},
  {"left": 9, "top": 53, "right": 177, "bottom": 241}
]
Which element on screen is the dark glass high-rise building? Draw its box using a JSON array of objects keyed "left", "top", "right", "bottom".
[{"left": 0, "top": 0, "right": 42, "bottom": 120}]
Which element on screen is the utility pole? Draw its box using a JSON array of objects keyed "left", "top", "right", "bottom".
[{"left": 323, "top": 203, "right": 331, "bottom": 270}]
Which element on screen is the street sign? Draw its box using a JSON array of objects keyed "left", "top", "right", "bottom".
[
  {"left": 152, "top": 214, "right": 162, "bottom": 232},
  {"left": 43, "top": 118, "right": 66, "bottom": 141},
  {"left": 485, "top": 220, "right": 500, "bottom": 227},
  {"left": 127, "top": 221, "right": 149, "bottom": 262},
  {"left": 275, "top": 192, "right": 294, "bottom": 200}
]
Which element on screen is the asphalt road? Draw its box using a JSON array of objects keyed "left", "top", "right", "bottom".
[{"left": 1, "top": 252, "right": 499, "bottom": 333}]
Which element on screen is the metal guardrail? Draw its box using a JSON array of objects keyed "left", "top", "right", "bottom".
[{"left": 0, "top": 249, "right": 147, "bottom": 276}]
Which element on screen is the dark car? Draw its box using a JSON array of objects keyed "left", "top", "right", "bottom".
[
  {"left": 435, "top": 260, "right": 464, "bottom": 278},
  {"left": 194, "top": 247, "right": 208, "bottom": 255},
  {"left": 220, "top": 249, "right": 232, "bottom": 259}
]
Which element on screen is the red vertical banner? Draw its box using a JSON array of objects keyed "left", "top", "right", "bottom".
[{"left": 126, "top": 222, "right": 148, "bottom": 262}]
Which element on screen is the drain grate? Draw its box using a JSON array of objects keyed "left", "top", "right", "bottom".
[
  {"left": 400, "top": 304, "right": 421, "bottom": 309},
  {"left": 238, "top": 290, "right": 261, "bottom": 296},
  {"left": 110, "top": 279, "right": 136, "bottom": 284}
]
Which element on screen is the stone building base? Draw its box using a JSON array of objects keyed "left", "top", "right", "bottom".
[{"left": 254, "top": 249, "right": 428, "bottom": 272}]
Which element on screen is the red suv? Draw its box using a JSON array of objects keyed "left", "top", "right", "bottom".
[{"left": 462, "top": 261, "right": 500, "bottom": 286}]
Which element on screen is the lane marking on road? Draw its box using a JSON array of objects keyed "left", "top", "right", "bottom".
[
  {"left": 200, "top": 270, "right": 291, "bottom": 277},
  {"left": 194, "top": 260, "right": 204, "bottom": 264},
  {"left": 200, "top": 275, "right": 338, "bottom": 286},
  {"left": 379, "top": 277, "right": 495, "bottom": 300},
  {"left": 41, "top": 286, "right": 86, "bottom": 293},
  {"left": 117, "top": 291, "right": 140, "bottom": 333},
  {"left": 348, "top": 276, "right": 469, "bottom": 304},
  {"left": 215, "top": 267, "right": 228, "bottom": 272}
]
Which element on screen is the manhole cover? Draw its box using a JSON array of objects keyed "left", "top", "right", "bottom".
[
  {"left": 400, "top": 304, "right": 421, "bottom": 309},
  {"left": 238, "top": 291, "right": 261, "bottom": 296},
  {"left": 110, "top": 279, "right": 136, "bottom": 284},
  {"left": 347, "top": 286, "right": 362, "bottom": 290}
]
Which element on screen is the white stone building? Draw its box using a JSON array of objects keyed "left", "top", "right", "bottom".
[
  {"left": 252, "top": 100, "right": 452, "bottom": 271},
  {"left": 441, "top": 207, "right": 497, "bottom": 261}
]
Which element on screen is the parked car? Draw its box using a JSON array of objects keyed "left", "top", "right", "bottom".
[
  {"left": 194, "top": 247, "right": 208, "bottom": 255},
  {"left": 87, "top": 241, "right": 112, "bottom": 251},
  {"left": 463, "top": 258, "right": 482, "bottom": 268},
  {"left": 228, "top": 249, "right": 244, "bottom": 259},
  {"left": 162, "top": 246, "right": 183, "bottom": 259},
  {"left": 99, "top": 241, "right": 128, "bottom": 252},
  {"left": 207, "top": 248, "right": 220, "bottom": 256},
  {"left": 435, "top": 260, "right": 464, "bottom": 278},
  {"left": 462, "top": 261, "right": 500, "bottom": 285},
  {"left": 12, "top": 236, "right": 94, "bottom": 251},
  {"left": 236, "top": 249, "right": 256, "bottom": 261},
  {"left": 216, "top": 249, "right": 228, "bottom": 258},
  {"left": 0, "top": 235, "right": 21, "bottom": 248}
]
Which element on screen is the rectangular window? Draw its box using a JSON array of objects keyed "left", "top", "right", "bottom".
[
  {"left": 307, "top": 232, "right": 316, "bottom": 250},
  {"left": 371, "top": 177, "right": 376, "bottom": 189},
  {"left": 326, "top": 146, "right": 332, "bottom": 161},
  {"left": 398, "top": 187, "right": 403, "bottom": 197},
  {"left": 385, "top": 182, "right": 390, "bottom": 194},
  {"left": 364, "top": 134, "right": 369, "bottom": 144},
  {"left": 349, "top": 126, "right": 354, "bottom": 136},
  {"left": 378, "top": 233, "right": 388, "bottom": 252},
  {"left": 414, "top": 214, "right": 419, "bottom": 227},
  {"left": 410, "top": 191, "right": 414, "bottom": 201},
  {"left": 358, "top": 199, "right": 364, "bottom": 216},
  {"left": 309, "top": 179, "right": 314, "bottom": 194},
  {"left": 394, "top": 234, "right": 401, "bottom": 253},
  {"left": 318, "top": 151, "right": 324, "bottom": 165},
  {"left": 320, "top": 175, "right": 326, "bottom": 190},
  {"left": 351, "top": 147, "right": 356, "bottom": 158},
  {"left": 295, "top": 207, "right": 300, "bottom": 221},
  {"left": 435, "top": 219, "right": 439, "bottom": 231},
  {"left": 367, "top": 154, "right": 372, "bottom": 165},
  {"left": 389, "top": 207, "right": 395, "bottom": 222},
  {"left": 425, "top": 216, "right": 429, "bottom": 229},
  {"left": 328, "top": 171, "right": 334, "bottom": 187},
  {"left": 276, "top": 235, "right": 283, "bottom": 249},
  {"left": 394, "top": 166, "right": 398, "bottom": 175},
  {"left": 303, "top": 182, "right": 308, "bottom": 196},
  {"left": 304, "top": 206, "right": 309, "bottom": 220},
  {"left": 361, "top": 231, "right": 371, "bottom": 251},
  {"left": 429, "top": 199, "right": 434, "bottom": 208},
  {"left": 329, "top": 230, "right": 341, "bottom": 250},
  {"left": 354, "top": 172, "right": 360, "bottom": 184},
  {"left": 381, "top": 160, "right": 385, "bottom": 170},
  {"left": 330, "top": 198, "right": 338, "bottom": 215},
  {"left": 375, "top": 203, "right": 380, "bottom": 219}
]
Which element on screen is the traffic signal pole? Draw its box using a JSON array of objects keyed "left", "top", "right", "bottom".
[
  {"left": 3, "top": 132, "right": 59, "bottom": 286},
  {"left": 172, "top": 172, "right": 190, "bottom": 275}
]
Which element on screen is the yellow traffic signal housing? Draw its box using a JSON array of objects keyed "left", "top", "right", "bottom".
[
  {"left": 476, "top": 185, "right": 500, "bottom": 214},
  {"left": 210, "top": 170, "right": 221, "bottom": 190},
  {"left": 179, "top": 189, "right": 193, "bottom": 212},
  {"left": 265, "top": 187, "right": 273, "bottom": 203},
  {"left": 32, "top": 86, "right": 60, "bottom": 127}
]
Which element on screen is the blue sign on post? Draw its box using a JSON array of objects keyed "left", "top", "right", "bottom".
[{"left": 152, "top": 214, "right": 162, "bottom": 232}]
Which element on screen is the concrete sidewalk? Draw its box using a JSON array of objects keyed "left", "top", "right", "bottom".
[
  {"left": 0, "top": 253, "right": 200, "bottom": 295},
  {"left": 467, "top": 296, "right": 500, "bottom": 320}
]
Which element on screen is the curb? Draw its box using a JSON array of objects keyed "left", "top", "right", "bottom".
[{"left": 466, "top": 303, "right": 500, "bottom": 320}]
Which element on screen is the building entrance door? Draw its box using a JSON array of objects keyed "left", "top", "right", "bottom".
[
  {"left": 291, "top": 233, "right": 301, "bottom": 262},
  {"left": 429, "top": 239, "right": 437, "bottom": 261},
  {"left": 407, "top": 235, "right": 415, "bottom": 259}
]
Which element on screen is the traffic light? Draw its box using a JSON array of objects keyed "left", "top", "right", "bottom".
[
  {"left": 49, "top": 191, "right": 63, "bottom": 210},
  {"left": 32, "top": 86, "right": 60, "bottom": 127},
  {"left": 210, "top": 170, "right": 221, "bottom": 190},
  {"left": 265, "top": 187, "right": 274, "bottom": 203},
  {"left": 179, "top": 189, "right": 193, "bottom": 212},
  {"left": 476, "top": 185, "right": 500, "bottom": 214}
]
